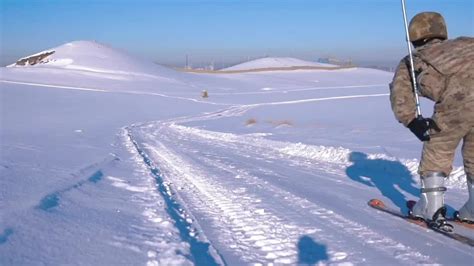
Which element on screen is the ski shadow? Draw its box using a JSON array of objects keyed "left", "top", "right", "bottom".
[
  {"left": 346, "top": 151, "right": 419, "bottom": 212},
  {"left": 297, "top": 235, "right": 329, "bottom": 265}
]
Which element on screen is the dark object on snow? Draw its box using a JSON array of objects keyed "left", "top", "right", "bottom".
[{"left": 15, "top": 51, "right": 55, "bottom": 66}]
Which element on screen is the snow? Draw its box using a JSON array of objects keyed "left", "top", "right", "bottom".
[
  {"left": 8, "top": 41, "right": 169, "bottom": 74},
  {"left": 5, "top": 40, "right": 186, "bottom": 87},
  {"left": 222, "top": 57, "right": 337, "bottom": 71},
  {"left": 1, "top": 41, "right": 472, "bottom": 265}
]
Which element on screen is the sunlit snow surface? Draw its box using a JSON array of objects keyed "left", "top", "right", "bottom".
[{"left": 1, "top": 41, "right": 472, "bottom": 265}]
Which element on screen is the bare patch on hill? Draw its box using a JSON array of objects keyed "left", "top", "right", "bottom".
[{"left": 15, "top": 51, "right": 55, "bottom": 66}]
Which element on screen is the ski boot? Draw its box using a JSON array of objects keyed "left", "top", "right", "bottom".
[
  {"left": 454, "top": 175, "right": 474, "bottom": 224},
  {"left": 409, "top": 172, "right": 453, "bottom": 231}
]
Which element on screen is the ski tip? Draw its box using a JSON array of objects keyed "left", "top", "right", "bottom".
[{"left": 368, "top": 199, "right": 385, "bottom": 208}]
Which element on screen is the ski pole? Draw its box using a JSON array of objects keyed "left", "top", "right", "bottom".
[{"left": 400, "top": 0, "right": 422, "bottom": 118}]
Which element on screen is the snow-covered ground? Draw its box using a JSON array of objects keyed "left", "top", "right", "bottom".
[{"left": 1, "top": 41, "right": 472, "bottom": 265}]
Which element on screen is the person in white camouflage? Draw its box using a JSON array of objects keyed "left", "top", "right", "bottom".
[{"left": 390, "top": 12, "right": 474, "bottom": 224}]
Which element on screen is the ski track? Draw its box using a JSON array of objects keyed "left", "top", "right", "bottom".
[
  {"left": 113, "top": 133, "right": 197, "bottom": 265},
  {"left": 124, "top": 101, "right": 468, "bottom": 264},
  {"left": 209, "top": 84, "right": 387, "bottom": 96},
  {"left": 123, "top": 129, "right": 226, "bottom": 266},
  {"left": 0, "top": 80, "right": 229, "bottom": 106}
]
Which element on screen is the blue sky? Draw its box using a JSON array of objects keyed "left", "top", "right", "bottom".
[{"left": 1, "top": 0, "right": 472, "bottom": 67}]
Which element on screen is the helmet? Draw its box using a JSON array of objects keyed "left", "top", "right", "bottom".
[{"left": 409, "top": 12, "right": 448, "bottom": 43}]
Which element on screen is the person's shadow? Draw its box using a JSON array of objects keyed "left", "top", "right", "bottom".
[
  {"left": 297, "top": 236, "right": 329, "bottom": 265},
  {"left": 346, "top": 151, "right": 419, "bottom": 212}
]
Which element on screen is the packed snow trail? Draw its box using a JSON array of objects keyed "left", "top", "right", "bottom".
[
  {"left": 124, "top": 129, "right": 225, "bottom": 265},
  {"left": 127, "top": 102, "right": 473, "bottom": 264}
]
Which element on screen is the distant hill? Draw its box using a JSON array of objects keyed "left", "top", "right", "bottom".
[
  {"left": 7, "top": 40, "right": 180, "bottom": 79},
  {"left": 221, "top": 57, "right": 337, "bottom": 71}
]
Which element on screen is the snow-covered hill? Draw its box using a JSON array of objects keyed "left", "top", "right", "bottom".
[
  {"left": 8, "top": 40, "right": 178, "bottom": 78},
  {"left": 222, "top": 57, "right": 337, "bottom": 71},
  {"left": 1, "top": 41, "right": 472, "bottom": 265},
  {"left": 2, "top": 41, "right": 191, "bottom": 93}
]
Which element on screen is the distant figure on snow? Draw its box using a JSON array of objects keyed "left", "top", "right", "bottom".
[{"left": 390, "top": 12, "right": 474, "bottom": 224}]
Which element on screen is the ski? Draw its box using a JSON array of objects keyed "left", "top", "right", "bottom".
[
  {"left": 368, "top": 199, "right": 474, "bottom": 247},
  {"left": 449, "top": 220, "right": 474, "bottom": 230},
  {"left": 406, "top": 200, "right": 474, "bottom": 230}
]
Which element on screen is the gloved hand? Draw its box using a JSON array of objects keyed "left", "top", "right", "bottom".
[{"left": 407, "top": 116, "right": 441, "bottom": 141}]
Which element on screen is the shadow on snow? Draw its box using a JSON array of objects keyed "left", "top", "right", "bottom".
[
  {"left": 0, "top": 228, "right": 14, "bottom": 245},
  {"left": 346, "top": 151, "right": 419, "bottom": 212},
  {"left": 297, "top": 235, "right": 329, "bottom": 265},
  {"left": 37, "top": 170, "right": 104, "bottom": 211}
]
